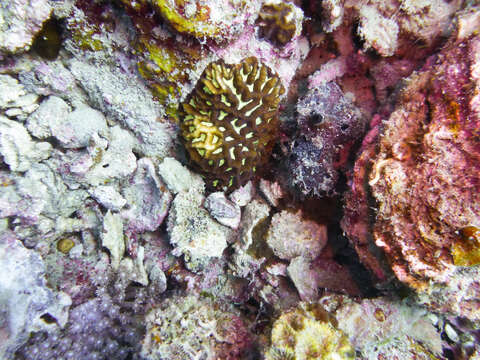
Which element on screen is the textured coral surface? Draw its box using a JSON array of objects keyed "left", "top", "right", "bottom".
[{"left": 180, "top": 57, "right": 285, "bottom": 189}]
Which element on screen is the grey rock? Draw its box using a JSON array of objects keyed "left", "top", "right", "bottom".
[
  {"left": 26, "top": 96, "right": 71, "bottom": 139},
  {"left": 121, "top": 158, "right": 172, "bottom": 233},
  {"left": 68, "top": 60, "right": 175, "bottom": 158},
  {"left": 0, "top": 116, "right": 52, "bottom": 172}
]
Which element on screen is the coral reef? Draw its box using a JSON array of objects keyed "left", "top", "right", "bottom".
[
  {"left": 2, "top": 0, "right": 480, "bottom": 359},
  {"left": 180, "top": 57, "right": 285, "bottom": 190},
  {"left": 265, "top": 302, "right": 355, "bottom": 360}
]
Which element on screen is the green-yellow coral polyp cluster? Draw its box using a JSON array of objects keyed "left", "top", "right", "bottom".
[
  {"left": 266, "top": 303, "right": 355, "bottom": 360},
  {"left": 180, "top": 57, "right": 285, "bottom": 189}
]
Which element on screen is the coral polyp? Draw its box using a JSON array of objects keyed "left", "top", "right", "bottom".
[
  {"left": 257, "top": 0, "right": 302, "bottom": 47},
  {"left": 180, "top": 57, "right": 285, "bottom": 190}
]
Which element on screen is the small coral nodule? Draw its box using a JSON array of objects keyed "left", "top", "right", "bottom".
[
  {"left": 257, "top": 1, "right": 300, "bottom": 47},
  {"left": 180, "top": 57, "right": 285, "bottom": 190}
]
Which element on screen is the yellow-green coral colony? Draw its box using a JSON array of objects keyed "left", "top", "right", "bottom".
[
  {"left": 180, "top": 57, "right": 285, "bottom": 190},
  {"left": 266, "top": 303, "right": 355, "bottom": 360}
]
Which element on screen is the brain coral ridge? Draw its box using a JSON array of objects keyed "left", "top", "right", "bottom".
[{"left": 180, "top": 56, "right": 285, "bottom": 190}]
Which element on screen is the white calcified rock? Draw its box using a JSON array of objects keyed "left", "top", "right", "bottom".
[
  {"left": 266, "top": 210, "right": 327, "bottom": 260},
  {"left": 321, "top": 0, "right": 344, "bottom": 32},
  {"left": 101, "top": 211, "right": 125, "bottom": 270},
  {"left": 0, "top": 162, "right": 90, "bottom": 248},
  {"left": 0, "top": 75, "right": 26, "bottom": 108},
  {"left": 0, "top": 75, "right": 40, "bottom": 120},
  {"left": 26, "top": 96, "right": 71, "bottom": 139},
  {"left": 0, "top": 116, "right": 52, "bottom": 172},
  {"left": 229, "top": 199, "right": 270, "bottom": 278},
  {"left": 0, "top": 230, "right": 71, "bottom": 359},
  {"left": 53, "top": 105, "right": 108, "bottom": 148},
  {"left": 239, "top": 199, "right": 270, "bottom": 249},
  {"left": 0, "top": 0, "right": 52, "bottom": 53},
  {"left": 167, "top": 190, "right": 232, "bottom": 272},
  {"left": 287, "top": 256, "right": 319, "bottom": 301},
  {"left": 89, "top": 185, "right": 126, "bottom": 211},
  {"left": 157, "top": 157, "right": 204, "bottom": 195},
  {"left": 121, "top": 158, "right": 172, "bottom": 233},
  {"left": 119, "top": 246, "right": 149, "bottom": 286},
  {"left": 331, "top": 296, "right": 443, "bottom": 359},
  {"left": 357, "top": 5, "right": 399, "bottom": 57},
  {"left": 204, "top": 192, "right": 241, "bottom": 229},
  {"left": 56, "top": 126, "right": 137, "bottom": 187}
]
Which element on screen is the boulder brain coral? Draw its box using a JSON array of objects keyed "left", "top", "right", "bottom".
[{"left": 180, "top": 57, "right": 285, "bottom": 190}]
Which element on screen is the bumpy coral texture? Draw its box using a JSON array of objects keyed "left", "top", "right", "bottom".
[
  {"left": 180, "top": 57, "right": 285, "bottom": 189},
  {"left": 265, "top": 303, "right": 355, "bottom": 360},
  {"left": 141, "top": 295, "right": 251, "bottom": 360},
  {"left": 257, "top": 1, "right": 299, "bottom": 46}
]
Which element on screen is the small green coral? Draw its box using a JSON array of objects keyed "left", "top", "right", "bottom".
[
  {"left": 266, "top": 303, "right": 355, "bottom": 360},
  {"left": 180, "top": 56, "right": 285, "bottom": 190}
]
